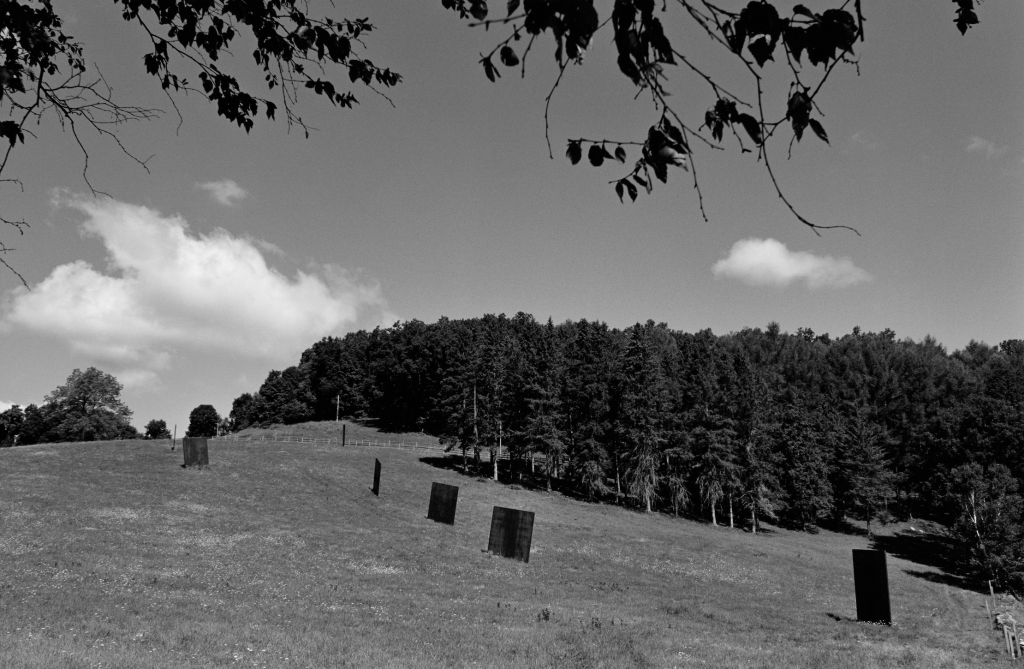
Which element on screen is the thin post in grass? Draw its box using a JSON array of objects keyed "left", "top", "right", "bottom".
[{"left": 371, "top": 459, "right": 381, "bottom": 496}]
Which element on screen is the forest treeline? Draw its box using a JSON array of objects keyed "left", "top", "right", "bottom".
[{"left": 226, "top": 314, "right": 1024, "bottom": 591}]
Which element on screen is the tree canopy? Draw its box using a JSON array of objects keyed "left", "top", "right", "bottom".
[
  {"left": 0, "top": 1, "right": 986, "bottom": 279},
  {"left": 5, "top": 367, "right": 138, "bottom": 444},
  {"left": 144, "top": 418, "right": 172, "bottom": 440},
  {"left": 186, "top": 404, "right": 220, "bottom": 438}
]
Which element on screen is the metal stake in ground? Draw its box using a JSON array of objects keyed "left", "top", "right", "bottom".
[
  {"left": 427, "top": 482, "right": 459, "bottom": 525},
  {"left": 852, "top": 549, "right": 892, "bottom": 625},
  {"left": 371, "top": 459, "right": 381, "bottom": 496}
]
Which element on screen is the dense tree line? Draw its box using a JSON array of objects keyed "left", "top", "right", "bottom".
[{"left": 229, "top": 315, "right": 1024, "bottom": 591}]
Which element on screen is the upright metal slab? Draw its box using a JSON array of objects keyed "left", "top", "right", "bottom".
[
  {"left": 182, "top": 437, "right": 209, "bottom": 467},
  {"left": 852, "top": 549, "right": 891, "bottom": 624},
  {"left": 372, "top": 459, "right": 381, "bottom": 496},
  {"left": 427, "top": 482, "right": 459, "bottom": 525},
  {"left": 487, "top": 506, "right": 535, "bottom": 563}
]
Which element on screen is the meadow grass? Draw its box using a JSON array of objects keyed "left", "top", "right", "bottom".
[{"left": 0, "top": 428, "right": 1008, "bottom": 668}]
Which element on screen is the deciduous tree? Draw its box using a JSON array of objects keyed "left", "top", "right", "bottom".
[{"left": 186, "top": 404, "right": 220, "bottom": 438}]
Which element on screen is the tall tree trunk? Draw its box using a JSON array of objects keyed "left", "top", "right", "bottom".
[
  {"left": 614, "top": 452, "right": 621, "bottom": 503},
  {"left": 646, "top": 492, "right": 652, "bottom": 513},
  {"left": 494, "top": 426, "right": 501, "bottom": 481},
  {"left": 531, "top": 452, "right": 535, "bottom": 474},
  {"left": 728, "top": 495, "right": 734, "bottom": 529},
  {"left": 710, "top": 503, "right": 717, "bottom": 527},
  {"left": 473, "top": 383, "right": 479, "bottom": 474},
  {"left": 751, "top": 504, "right": 757, "bottom": 535}
]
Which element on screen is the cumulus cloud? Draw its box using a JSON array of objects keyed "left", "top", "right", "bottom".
[
  {"left": 3, "top": 196, "right": 394, "bottom": 379},
  {"left": 197, "top": 179, "right": 247, "bottom": 206},
  {"left": 966, "top": 136, "right": 1008, "bottom": 160},
  {"left": 712, "top": 238, "right": 871, "bottom": 289},
  {"left": 0, "top": 400, "right": 14, "bottom": 412}
]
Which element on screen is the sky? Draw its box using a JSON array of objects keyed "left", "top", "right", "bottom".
[{"left": 0, "top": 1, "right": 1021, "bottom": 432}]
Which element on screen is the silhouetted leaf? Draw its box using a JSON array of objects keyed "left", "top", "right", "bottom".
[
  {"left": 792, "top": 4, "right": 814, "bottom": 18},
  {"left": 615, "top": 180, "right": 625, "bottom": 202},
  {"left": 470, "top": 0, "right": 488, "bottom": 21},
  {"left": 652, "top": 158, "right": 667, "bottom": 183},
  {"left": 500, "top": 46, "right": 519, "bottom": 67},
  {"left": 566, "top": 140, "right": 582, "bottom": 165},
  {"left": 737, "top": 113, "right": 762, "bottom": 145},
  {"left": 662, "top": 120, "right": 685, "bottom": 147},
  {"left": 482, "top": 56, "right": 498, "bottom": 82},
  {"left": 624, "top": 179, "right": 638, "bottom": 202},
  {"left": 588, "top": 144, "right": 605, "bottom": 166},
  {"left": 0, "top": 120, "right": 24, "bottom": 146},
  {"left": 507, "top": 0, "right": 520, "bottom": 16},
  {"left": 808, "top": 118, "right": 829, "bottom": 144},
  {"left": 748, "top": 34, "right": 775, "bottom": 66},
  {"left": 614, "top": 146, "right": 627, "bottom": 163}
]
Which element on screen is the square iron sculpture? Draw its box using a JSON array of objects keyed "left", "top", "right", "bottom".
[
  {"left": 372, "top": 459, "right": 381, "bottom": 496},
  {"left": 852, "top": 549, "right": 891, "bottom": 625},
  {"left": 182, "top": 437, "right": 209, "bottom": 467},
  {"left": 487, "top": 506, "right": 535, "bottom": 563},
  {"left": 427, "top": 482, "right": 459, "bottom": 525}
]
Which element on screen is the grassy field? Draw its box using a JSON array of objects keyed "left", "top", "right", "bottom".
[{"left": 0, "top": 423, "right": 1013, "bottom": 668}]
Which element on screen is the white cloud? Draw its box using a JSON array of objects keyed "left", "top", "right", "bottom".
[
  {"left": 3, "top": 196, "right": 394, "bottom": 379},
  {"left": 0, "top": 400, "right": 13, "bottom": 412},
  {"left": 966, "top": 136, "right": 1008, "bottom": 160},
  {"left": 712, "top": 238, "right": 872, "bottom": 289},
  {"left": 197, "top": 179, "right": 248, "bottom": 206}
]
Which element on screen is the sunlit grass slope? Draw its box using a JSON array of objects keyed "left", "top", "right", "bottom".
[{"left": 0, "top": 431, "right": 1009, "bottom": 668}]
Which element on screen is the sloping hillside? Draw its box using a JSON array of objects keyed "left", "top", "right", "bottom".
[{"left": 0, "top": 430, "right": 1010, "bottom": 668}]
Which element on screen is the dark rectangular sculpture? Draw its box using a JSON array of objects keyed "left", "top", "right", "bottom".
[
  {"left": 487, "top": 506, "right": 535, "bottom": 563},
  {"left": 372, "top": 458, "right": 381, "bottom": 496},
  {"left": 182, "top": 437, "right": 209, "bottom": 467},
  {"left": 427, "top": 482, "right": 459, "bottom": 525},
  {"left": 852, "top": 549, "right": 891, "bottom": 625}
]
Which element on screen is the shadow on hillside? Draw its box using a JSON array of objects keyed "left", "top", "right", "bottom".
[
  {"left": 818, "top": 517, "right": 869, "bottom": 537},
  {"left": 870, "top": 531, "right": 983, "bottom": 593},
  {"left": 417, "top": 455, "right": 558, "bottom": 494}
]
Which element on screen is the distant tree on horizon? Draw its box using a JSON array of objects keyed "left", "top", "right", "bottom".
[
  {"left": 186, "top": 405, "right": 220, "bottom": 439},
  {"left": 144, "top": 419, "right": 172, "bottom": 440}
]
